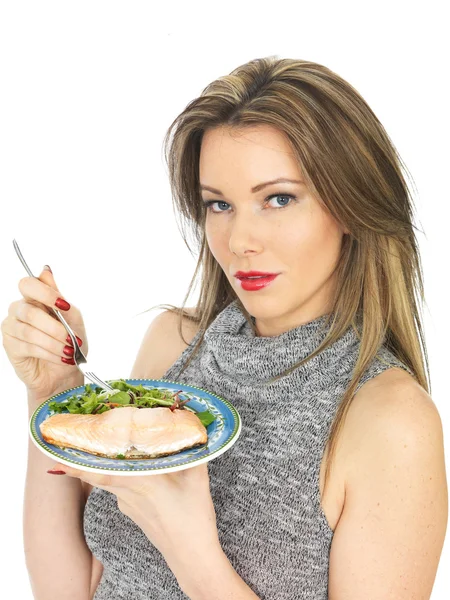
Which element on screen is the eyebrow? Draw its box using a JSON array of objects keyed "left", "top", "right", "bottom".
[{"left": 199, "top": 177, "right": 304, "bottom": 196}]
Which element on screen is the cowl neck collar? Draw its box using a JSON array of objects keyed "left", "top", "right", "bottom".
[{"left": 203, "top": 299, "right": 358, "bottom": 383}]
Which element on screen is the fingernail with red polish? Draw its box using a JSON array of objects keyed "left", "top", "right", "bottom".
[
  {"left": 61, "top": 357, "right": 75, "bottom": 365},
  {"left": 63, "top": 345, "right": 74, "bottom": 357},
  {"left": 47, "top": 469, "right": 66, "bottom": 475},
  {"left": 55, "top": 298, "right": 71, "bottom": 311},
  {"left": 66, "top": 335, "right": 82, "bottom": 347}
]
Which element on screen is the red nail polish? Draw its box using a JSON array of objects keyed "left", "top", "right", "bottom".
[
  {"left": 66, "top": 335, "right": 82, "bottom": 347},
  {"left": 63, "top": 345, "right": 74, "bottom": 357},
  {"left": 47, "top": 469, "right": 66, "bottom": 475},
  {"left": 55, "top": 298, "right": 71, "bottom": 311},
  {"left": 61, "top": 357, "right": 75, "bottom": 365}
]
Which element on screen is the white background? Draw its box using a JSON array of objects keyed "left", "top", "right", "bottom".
[{"left": 0, "top": 1, "right": 448, "bottom": 597}]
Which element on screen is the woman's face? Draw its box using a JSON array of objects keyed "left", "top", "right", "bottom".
[{"left": 199, "top": 124, "right": 348, "bottom": 337}]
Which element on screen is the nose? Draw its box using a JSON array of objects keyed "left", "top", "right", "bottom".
[{"left": 228, "top": 211, "right": 264, "bottom": 257}]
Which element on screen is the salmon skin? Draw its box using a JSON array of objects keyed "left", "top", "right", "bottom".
[{"left": 39, "top": 406, "right": 208, "bottom": 459}]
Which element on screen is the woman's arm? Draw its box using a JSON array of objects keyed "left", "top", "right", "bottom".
[
  {"left": 328, "top": 375, "right": 448, "bottom": 599},
  {"left": 171, "top": 546, "right": 260, "bottom": 599},
  {"left": 24, "top": 376, "right": 94, "bottom": 600}
]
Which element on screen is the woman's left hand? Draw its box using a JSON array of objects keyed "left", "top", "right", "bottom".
[{"left": 47, "top": 462, "right": 221, "bottom": 574}]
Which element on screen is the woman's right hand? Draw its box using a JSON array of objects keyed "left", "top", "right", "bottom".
[{"left": 1, "top": 266, "right": 88, "bottom": 400}]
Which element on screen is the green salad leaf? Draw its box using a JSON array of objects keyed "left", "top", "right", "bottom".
[
  {"left": 48, "top": 379, "right": 217, "bottom": 426},
  {"left": 196, "top": 411, "right": 216, "bottom": 428}
]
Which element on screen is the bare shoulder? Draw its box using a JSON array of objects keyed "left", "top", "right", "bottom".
[
  {"left": 341, "top": 367, "right": 442, "bottom": 478},
  {"left": 348, "top": 367, "right": 438, "bottom": 434},
  {"left": 130, "top": 306, "right": 201, "bottom": 381},
  {"left": 328, "top": 366, "right": 448, "bottom": 597}
]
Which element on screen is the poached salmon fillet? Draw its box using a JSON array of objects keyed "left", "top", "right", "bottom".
[{"left": 39, "top": 406, "right": 208, "bottom": 458}]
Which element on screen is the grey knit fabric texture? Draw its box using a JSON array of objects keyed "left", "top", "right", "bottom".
[{"left": 84, "top": 299, "right": 414, "bottom": 599}]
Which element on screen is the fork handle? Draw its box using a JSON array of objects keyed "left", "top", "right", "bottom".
[{"left": 50, "top": 306, "right": 79, "bottom": 349}]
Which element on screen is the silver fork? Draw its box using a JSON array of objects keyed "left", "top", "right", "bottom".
[{"left": 13, "top": 239, "right": 115, "bottom": 392}]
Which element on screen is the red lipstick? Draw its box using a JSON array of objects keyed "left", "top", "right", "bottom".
[{"left": 234, "top": 271, "right": 280, "bottom": 292}]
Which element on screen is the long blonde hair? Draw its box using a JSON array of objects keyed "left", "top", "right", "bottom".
[{"left": 145, "top": 55, "right": 430, "bottom": 497}]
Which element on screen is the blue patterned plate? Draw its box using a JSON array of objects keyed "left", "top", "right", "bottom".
[{"left": 29, "top": 378, "right": 241, "bottom": 476}]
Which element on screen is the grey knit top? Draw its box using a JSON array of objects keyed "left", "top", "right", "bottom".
[{"left": 83, "top": 299, "right": 414, "bottom": 599}]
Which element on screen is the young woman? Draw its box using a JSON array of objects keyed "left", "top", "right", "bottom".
[{"left": 3, "top": 56, "right": 447, "bottom": 599}]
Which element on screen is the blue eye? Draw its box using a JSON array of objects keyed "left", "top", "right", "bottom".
[
  {"left": 202, "top": 193, "right": 297, "bottom": 214},
  {"left": 203, "top": 200, "right": 230, "bottom": 213},
  {"left": 266, "top": 194, "right": 295, "bottom": 209}
]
